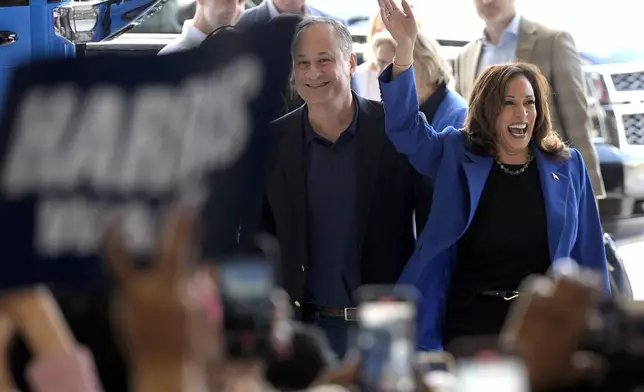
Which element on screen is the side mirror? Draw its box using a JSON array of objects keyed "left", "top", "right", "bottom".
[
  {"left": 0, "top": 31, "right": 18, "bottom": 47},
  {"left": 54, "top": 0, "right": 168, "bottom": 44}
]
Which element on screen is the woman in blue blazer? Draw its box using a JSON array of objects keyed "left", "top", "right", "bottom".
[
  {"left": 410, "top": 31, "right": 468, "bottom": 131},
  {"left": 371, "top": 29, "right": 468, "bottom": 223},
  {"left": 369, "top": 30, "right": 467, "bottom": 131},
  {"left": 376, "top": 0, "right": 610, "bottom": 351}
]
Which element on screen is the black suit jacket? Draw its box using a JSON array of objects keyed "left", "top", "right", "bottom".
[{"left": 260, "top": 95, "right": 429, "bottom": 318}]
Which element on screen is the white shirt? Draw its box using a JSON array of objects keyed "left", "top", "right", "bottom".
[
  {"left": 158, "top": 19, "right": 207, "bottom": 55},
  {"left": 476, "top": 13, "right": 521, "bottom": 75},
  {"left": 354, "top": 62, "right": 381, "bottom": 101}
]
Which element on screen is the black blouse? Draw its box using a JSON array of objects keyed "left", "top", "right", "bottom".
[{"left": 442, "top": 158, "right": 552, "bottom": 345}]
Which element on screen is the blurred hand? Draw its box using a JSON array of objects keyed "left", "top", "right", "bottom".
[
  {"left": 105, "top": 207, "right": 198, "bottom": 377},
  {"left": 313, "top": 361, "right": 434, "bottom": 392},
  {"left": 377, "top": 0, "right": 417, "bottom": 50},
  {"left": 0, "top": 287, "right": 75, "bottom": 358},
  {"left": 500, "top": 267, "right": 605, "bottom": 391},
  {"left": 313, "top": 361, "right": 359, "bottom": 387},
  {"left": 0, "top": 314, "right": 15, "bottom": 392}
]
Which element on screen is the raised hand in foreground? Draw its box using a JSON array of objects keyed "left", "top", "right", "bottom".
[
  {"left": 0, "top": 288, "right": 103, "bottom": 392},
  {"left": 105, "top": 207, "right": 206, "bottom": 392}
]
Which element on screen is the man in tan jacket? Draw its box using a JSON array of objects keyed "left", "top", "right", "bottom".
[{"left": 454, "top": 0, "right": 605, "bottom": 198}]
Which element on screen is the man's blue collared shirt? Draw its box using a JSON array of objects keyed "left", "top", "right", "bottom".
[
  {"left": 304, "top": 100, "right": 360, "bottom": 308},
  {"left": 477, "top": 13, "right": 521, "bottom": 76}
]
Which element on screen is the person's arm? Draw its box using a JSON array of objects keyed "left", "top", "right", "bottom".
[
  {"left": 27, "top": 347, "right": 104, "bottom": 392},
  {"left": 2, "top": 288, "right": 75, "bottom": 358},
  {"left": 379, "top": 64, "right": 453, "bottom": 178},
  {"left": 551, "top": 31, "right": 605, "bottom": 199},
  {"left": 410, "top": 100, "right": 467, "bottom": 235},
  {"left": 104, "top": 208, "right": 207, "bottom": 392},
  {"left": 1, "top": 288, "right": 104, "bottom": 392},
  {"left": 377, "top": 0, "right": 449, "bottom": 178},
  {"left": 132, "top": 363, "right": 193, "bottom": 392},
  {"left": 569, "top": 149, "right": 611, "bottom": 294}
]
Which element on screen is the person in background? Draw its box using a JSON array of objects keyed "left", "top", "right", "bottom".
[
  {"left": 354, "top": 11, "right": 387, "bottom": 100},
  {"left": 371, "top": 29, "right": 467, "bottom": 224},
  {"left": 373, "top": 30, "right": 465, "bottom": 127},
  {"left": 376, "top": 0, "right": 609, "bottom": 351},
  {"left": 158, "top": 0, "right": 245, "bottom": 55},
  {"left": 260, "top": 16, "right": 426, "bottom": 359},
  {"left": 453, "top": 0, "right": 605, "bottom": 199},
  {"left": 237, "top": 0, "right": 345, "bottom": 28},
  {"left": 236, "top": 0, "right": 350, "bottom": 113},
  {"left": 354, "top": 8, "right": 422, "bottom": 100},
  {"left": 355, "top": 31, "right": 394, "bottom": 100}
]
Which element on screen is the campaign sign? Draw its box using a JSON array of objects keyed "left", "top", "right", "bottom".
[{"left": 0, "top": 21, "right": 292, "bottom": 290}]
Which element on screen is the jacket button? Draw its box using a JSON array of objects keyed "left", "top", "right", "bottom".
[
  {"left": 294, "top": 301, "right": 301, "bottom": 307},
  {"left": 301, "top": 265, "right": 306, "bottom": 272}
]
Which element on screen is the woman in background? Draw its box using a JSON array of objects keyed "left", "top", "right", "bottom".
[
  {"left": 354, "top": 11, "right": 387, "bottom": 100},
  {"left": 376, "top": 30, "right": 467, "bottom": 130},
  {"left": 372, "top": 30, "right": 467, "bottom": 227}
]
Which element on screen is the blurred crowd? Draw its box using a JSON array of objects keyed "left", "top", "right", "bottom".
[{"left": 1, "top": 0, "right": 639, "bottom": 391}]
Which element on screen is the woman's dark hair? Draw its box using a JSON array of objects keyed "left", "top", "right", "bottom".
[{"left": 463, "top": 62, "right": 569, "bottom": 159}]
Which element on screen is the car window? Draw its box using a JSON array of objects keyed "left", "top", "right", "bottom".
[
  {"left": 123, "top": 0, "right": 259, "bottom": 34},
  {"left": 128, "top": 0, "right": 183, "bottom": 34}
]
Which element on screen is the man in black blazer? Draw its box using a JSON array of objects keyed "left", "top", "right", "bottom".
[{"left": 257, "top": 16, "right": 428, "bottom": 358}]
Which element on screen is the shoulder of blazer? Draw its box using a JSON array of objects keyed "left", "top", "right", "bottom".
[
  {"left": 458, "top": 39, "right": 481, "bottom": 60},
  {"left": 265, "top": 105, "right": 305, "bottom": 174},
  {"left": 355, "top": 95, "right": 385, "bottom": 121},
  {"left": 270, "top": 104, "right": 306, "bottom": 137},
  {"left": 519, "top": 16, "right": 559, "bottom": 40},
  {"left": 436, "top": 90, "right": 467, "bottom": 118},
  {"left": 238, "top": 2, "right": 269, "bottom": 27},
  {"left": 444, "top": 89, "right": 468, "bottom": 109}
]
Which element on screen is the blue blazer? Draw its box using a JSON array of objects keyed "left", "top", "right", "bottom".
[
  {"left": 426, "top": 89, "right": 468, "bottom": 130},
  {"left": 379, "top": 65, "right": 610, "bottom": 351}
]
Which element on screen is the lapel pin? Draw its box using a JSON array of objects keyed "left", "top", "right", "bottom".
[{"left": 552, "top": 173, "right": 559, "bottom": 181}]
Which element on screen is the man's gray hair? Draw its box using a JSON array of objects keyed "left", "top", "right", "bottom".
[{"left": 290, "top": 16, "right": 354, "bottom": 60}]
